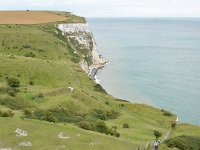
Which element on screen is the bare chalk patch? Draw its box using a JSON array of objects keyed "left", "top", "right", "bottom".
[
  {"left": 58, "top": 132, "right": 70, "bottom": 139},
  {"left": 90, "top": 141, "right": 101, "bottom": 146},
  {"left": 18, "top": 141, "right": 32, "bottom": 147},
  {"left": 15, "top": 128, "right": 28, "bottom": 137},
  {"left": 0, "top": 148, "right": 12, "bottom": 150}
]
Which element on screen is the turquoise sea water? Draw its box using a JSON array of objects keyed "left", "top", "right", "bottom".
[{"left": 88, "top": 18, "right": 200, "bottom": 125}]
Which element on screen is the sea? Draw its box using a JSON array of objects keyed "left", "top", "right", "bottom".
[{"left": 87, "top": 18, "right": 200, "bottom": 125}]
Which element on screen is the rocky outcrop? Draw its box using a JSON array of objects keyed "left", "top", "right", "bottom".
[{"left": 58, "top": 23, "right": 107, "bottom": 83}]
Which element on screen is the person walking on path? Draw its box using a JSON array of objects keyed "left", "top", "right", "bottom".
[{"left": 153, "top": 139, "right": 161, "bottom": 150}]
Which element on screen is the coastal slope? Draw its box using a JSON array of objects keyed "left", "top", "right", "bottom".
[{"left": 0, "top": 11, "right": 199, "bottom": 150}]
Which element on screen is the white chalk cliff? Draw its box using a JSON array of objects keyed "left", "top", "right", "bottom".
[{"left": 58, "top": 23, "right": 107, "bottom": 83}]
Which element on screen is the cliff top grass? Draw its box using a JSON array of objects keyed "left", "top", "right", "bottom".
[{"left": 0, "top": 11, "right": 86, "bottom": 24}]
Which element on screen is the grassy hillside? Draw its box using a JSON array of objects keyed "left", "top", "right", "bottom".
[{"left": 0, "top": 11, "right": 199, "bottom": 150}]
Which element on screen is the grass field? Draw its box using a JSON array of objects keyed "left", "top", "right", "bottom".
[{"left": 0, "top": 11, "right": 199, "bottom": 150}]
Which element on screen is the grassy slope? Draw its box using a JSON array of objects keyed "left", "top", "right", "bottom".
[{"left": 0, "top": 12, "right": 199, "bottom": 149}]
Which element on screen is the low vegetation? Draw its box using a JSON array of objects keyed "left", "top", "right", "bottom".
[{"left": 165, "top": 135, "right": 200, "bottom": 150}]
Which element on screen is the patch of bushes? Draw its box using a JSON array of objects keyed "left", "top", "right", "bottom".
[
  {"left": 26, "top": 109, "right": 57, "bottom": 122},
  {"left": 165, "top": 135, "right": 200, "bottom": 150},
  {"left": 0, "top": 97, "right": 34, "bottom": 110},
  {"left": 93, "top": 109, "right": 119, "bottom": 120},
  {"left": 123, "top": 123, "right": 129, "bottom": 128},
  {"left": 106, "top": 110, "right": 119, "bottom": 119},
  {"left": 6, "top": 77, "right": 20, "bottom": 88},
  {"left": 0, "top": 110, "right": 14, "bottom": 117},
  {"left": 25, "top": 104, "right": 82, "bottom": 123}
]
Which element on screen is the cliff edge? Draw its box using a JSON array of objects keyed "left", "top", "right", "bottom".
[{"left": 58, "top": 23, "right": 107, "bottom": 83}]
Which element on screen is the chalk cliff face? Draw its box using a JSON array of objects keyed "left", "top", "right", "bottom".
[{"left": 58, "top": 23, "right": 107, "bottom": 83}]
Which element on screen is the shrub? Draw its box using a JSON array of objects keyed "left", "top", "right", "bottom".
[
  {"left": 8, "top": 90, "right": 16, "bottom": 97},
  {"left": 106, "top": 110, "right": 119, "bottom": 119},
  {"left": 33, "top": 109, "right": 46, "bottom": 120},
  {"left": 0, "top": 110, "right": 14, "bottom": 117},
  {"left": 45, "top": 111, "right": 57, "bottom": 123},
  {"left": 6, "top": 77, "right": 20, "bottom": 88},
  {"left": 165, "top": 135, "right": 200, "bottom": 150},
  {"left": 154, "top": 130, "right": 162, "bottom": 139},
  {"left": 123, "top": 123, "right": 129, "bottom": 128},
  {"left": 23, "top": 109, "right": 33, "bottom": 118},
  {"left": 105, "top": 101, "right": 109, "bottom": 105},
  {"left": 94, "top": 120, "right": 108, "bottom": 134},
  {"left": 77, "top": 121, "right": 93, "bottom": 130},
  {"left": 107, "top": 128, "right": 115, "bottom": 136},
  {"left": 29, "top": 81, "right": 34, "bottom": 85},
  {"left": 115, "top": 132, "right": 120, "bottom": 138},
  {"left": 93, "top": 109, "right": 119, "bottom": 120},
  {"left": 24, "top": 52, "right": 35, "bottom": 58},
  {"left": 93, "top": 109, "right": 106, "bottom": 120},
  {"left": 119, "top": 104, "right": 124, "bottom": 107},
  {"left": 171, "top": 123, "right": 176, "bottom": 128}
]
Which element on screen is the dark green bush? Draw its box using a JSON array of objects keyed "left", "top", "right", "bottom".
[
  {"left": 33, "top": 109, "right": 46, "bottom": 120},
  {"left": 107, "top": 128, "right": 115, "bottom": 136},
  {"left": 115, "top": 132, "right": 120, "bottom": 138},
  {"left": 93, "top": 109, "right": 119, "bottom": 120},
  {"left": 123, "top": 123, "right": 129, "bottom": 128},
  {"left": 93, "top": 109, "right": 106, "bottom": 120},
  {"left": 171, "top": 123, "right": 176, "bottom": 128},
  {"left": 45, "top": 111, "right": 57, "bottom": 122},
  {"left": 94, "top": 120, "right": 108, "bottom": 134},
  {"left": 77, "top": 121, "right": 93, "bottom": 130},
  {"left": 165, "top": 135, "right": 200, "bottom": 150},
  {"left": 154, "top": 130, "right": 162, "bottom": 139},
  {"left": 6, "top": 77, "right": 20, "bottom": 88},
  {"left": 29, "top": 81, "right": 34, "bottom": 85},
  {"left": 105, "top": 101, "right": 109, "bottom": 105}
]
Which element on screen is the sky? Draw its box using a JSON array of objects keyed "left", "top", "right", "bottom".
[{"left": 0, "top": 0, "right": 200, "bottom": 17}]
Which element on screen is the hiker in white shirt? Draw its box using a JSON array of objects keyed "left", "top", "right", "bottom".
[{"left": 153, "top": 140, "right": 161, "bottom": 150}]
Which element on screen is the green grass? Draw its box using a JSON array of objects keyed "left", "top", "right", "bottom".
[
  {"left": 0, "top": 118, "right": 136, "bottom": 150},
  {"left": 0, "top": 11, "right": 199, "bottom": 149}
]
